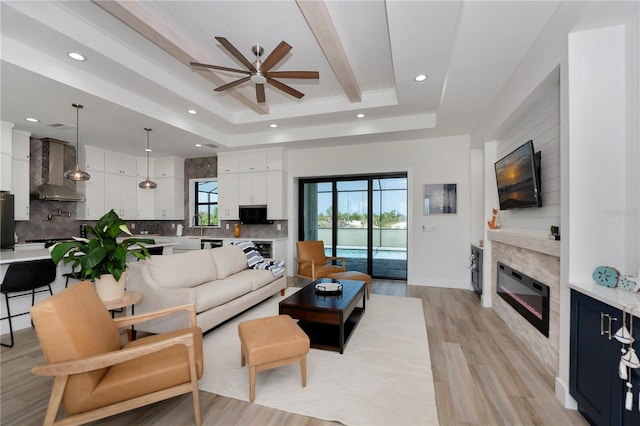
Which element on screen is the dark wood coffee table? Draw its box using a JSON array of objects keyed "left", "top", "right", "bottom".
[{"left": 279, "top": 279, "right": 366, "bottom": 354}]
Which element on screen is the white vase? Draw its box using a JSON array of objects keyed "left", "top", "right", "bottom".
[{"left": 94, "top": 271, "right": 127, "bottom": 302}]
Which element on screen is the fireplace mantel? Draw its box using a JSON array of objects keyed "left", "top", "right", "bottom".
[{"left": 487, "top": 230, "right": 560, "bottom": 258}]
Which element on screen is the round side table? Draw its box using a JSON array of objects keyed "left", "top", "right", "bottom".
[{"left": 102, "top": 291, "right": 143, "bottom": 340}]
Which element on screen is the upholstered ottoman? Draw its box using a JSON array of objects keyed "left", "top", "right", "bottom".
[
  {"left": 238, "top": 314, "right": 310, "bottom": 402},
  {"left": 327, "top": 271, "right": 372, "bottom": 299}
]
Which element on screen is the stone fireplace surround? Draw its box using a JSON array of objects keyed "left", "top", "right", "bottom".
[{"left": 488, "top": 230, "right": 560, "bottom": 378}]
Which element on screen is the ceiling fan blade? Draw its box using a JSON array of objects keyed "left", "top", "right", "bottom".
[
  {"left": 260, "top": 41, "right": 292, "bottom": 73},
  {"left": 256, "top": 84, "right": 266, "bottom": 103},
  {"left": 215, "top": 36, "right": 256, "bottom": 72},
  {"left": 189, "top": 62, "right": 251, "bottom": 75},
  {"left": 267, "top": 77, "right": 304, "bottom": 99},
  {"left": 266, "top": 71, "right": 319, "bottom": 79},
  {"left": 214, "top": 76, "right": 251, "bottom": 92}
]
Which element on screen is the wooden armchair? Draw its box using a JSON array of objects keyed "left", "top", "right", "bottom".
[
  {"left": 30, "top": 281, "right": 203, "bottom": 426},
  {"left": 295, "top": 240, "right": 346, "bottom": 285}
]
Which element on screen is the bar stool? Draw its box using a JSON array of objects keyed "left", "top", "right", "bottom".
[
  {"left": 1, "top": 259, "right": 57, "bottom": 348},
  {"left": 63, "top": 271, "right": 82, "bottom": 288}
]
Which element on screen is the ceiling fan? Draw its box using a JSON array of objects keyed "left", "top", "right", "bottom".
[{"left": 190, "top": 37, "right": 319, "bottom": 104}]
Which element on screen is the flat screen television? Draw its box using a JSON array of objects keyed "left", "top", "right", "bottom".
[{"left": 494, "top": 140, "right": 542, "bottom": 210}]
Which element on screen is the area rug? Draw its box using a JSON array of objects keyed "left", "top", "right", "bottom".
[{"left": 198, "top": 288, "right": 439, "bottom": 426}]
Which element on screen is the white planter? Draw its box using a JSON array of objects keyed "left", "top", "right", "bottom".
[{"left": 94, "top": 272, "right": 127, "bottom": 302}]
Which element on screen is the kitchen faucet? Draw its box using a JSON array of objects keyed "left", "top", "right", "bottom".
[
  {"left": 46, "top": 210, "right": 71, "bottom": 221},
  {"left": 193, "top": 215, "right": 203, "bottom": 236}
]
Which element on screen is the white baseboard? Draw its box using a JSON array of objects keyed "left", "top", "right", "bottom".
[{"left": 555, "top": 376, "right": 577, "bottom": 409}]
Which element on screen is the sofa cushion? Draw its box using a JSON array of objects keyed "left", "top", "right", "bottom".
[
  {"left": 194, "top": 278, "right": 253, "bottom": 312},
  {"left": 212, "top": 245, "right": 248, "bottom": 279},
  {"left": 147, "top": 250, "right": 218, "bottom": 289},
  {"left": 232, "top": 269, "right": 279, "bottom": 291}
]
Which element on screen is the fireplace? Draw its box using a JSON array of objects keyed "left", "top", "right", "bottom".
[{"left": 496, "top": 262, "right": 550, "bottom": 337}]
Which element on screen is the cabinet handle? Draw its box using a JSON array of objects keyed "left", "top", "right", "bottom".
[
  {"left": 608, "top": 316, "right": 617, "bottom": 340},
  {"left": 600, "top": 313, "right": 618, "bottom": 339},
  {"left": 601, "top": 313, "right": 608, "bottom": 335}
]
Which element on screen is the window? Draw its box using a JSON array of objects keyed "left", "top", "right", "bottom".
[{"left": 190, "top": 179, "right": 218, "bottom": 227}]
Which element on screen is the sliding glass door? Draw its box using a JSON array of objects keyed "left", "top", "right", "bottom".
[{"left": 299, "top": 173, "right": 407, "bottom": 280}]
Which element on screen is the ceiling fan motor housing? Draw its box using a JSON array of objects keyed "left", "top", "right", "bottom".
[{"left": 250, "top": 73, "right": 267, "bottom": 84}]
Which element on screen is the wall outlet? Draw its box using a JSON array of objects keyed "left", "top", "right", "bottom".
[
  {"left": 277, "top": 223, "right": 282, "bottom": 231},
  {"left": 131, "top": 223, "right": 136, "bottom": 229},
  {"left": 171, "top": 223, "right": 175, "bottom": 229},
  {"left": 225, "top": 223, "right": 229, "bottom": 230}
]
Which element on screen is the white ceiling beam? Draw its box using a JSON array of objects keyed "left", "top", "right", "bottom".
[
  {"left": 92, "top": 0, "right": 269, "bottom": 116},
  {"left": 296, "top": 0, "right": 362, "bottom": 103}
]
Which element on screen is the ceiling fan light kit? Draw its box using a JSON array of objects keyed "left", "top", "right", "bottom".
[{"left": 190, "top": 37, "right": 319, "bottom": 104}]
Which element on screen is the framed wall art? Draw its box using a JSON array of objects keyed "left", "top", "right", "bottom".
[{"left": 423, "top": 183, "right": 457, "bottom": 215}]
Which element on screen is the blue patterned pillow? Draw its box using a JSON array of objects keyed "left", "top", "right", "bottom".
[{"left": 234, "top": 241, "right": 264, "bottom": 268}]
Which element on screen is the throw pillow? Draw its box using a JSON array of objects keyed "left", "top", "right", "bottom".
[{"left": 234, "top": 240, "right": 264, "bottom": 268}]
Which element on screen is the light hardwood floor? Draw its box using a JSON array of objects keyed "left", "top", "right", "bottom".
[{"left": 1, "top": 280, "right": 587, "bottom": 425}]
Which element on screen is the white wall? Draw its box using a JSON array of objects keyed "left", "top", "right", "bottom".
[
  {"left": 286, "top": 135, "right": 471, "bottom": 288},
  {"left": 494, "top": 68, "right": 561, "bottom": 236},
  {"left": 471, "top": 0, "right": 639, "bottom": 409},
  {"left": 469, "top": 148, "right": 484, "bottom": 244},
  {"left": 568, "top": 25, "right": 629, "bottom": 281}
]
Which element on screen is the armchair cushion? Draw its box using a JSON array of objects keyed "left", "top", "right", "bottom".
[
  {"left": 30, "top": 281, "right": 204, "bottom": 424},
  {"left": 296, "top": 240, "right": 346, "bottom": 279}
]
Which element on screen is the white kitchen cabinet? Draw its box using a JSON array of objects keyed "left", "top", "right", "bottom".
[
  {"left": 83, "top": 146, "right": 105, "bottom": 172},
  {"left": 105, "top": 175, "right": 137, "bottom": 219},
  {"left": 11, "top": 130, "right": 30, "bottom": 160},
  {"left": 136, "top": 186, "right": 155, "bottom": 219},
  {"left": 217, "top": 174, "right": 239, "bottom": 219},
  {"left": 266, "top": 148, "right": 283, "bottom": 170},
  {"left": 154, "top": 176, "right": 184, "bottom": 220},
  {"left": 76, "top": 171, "right": 105, "bottom": 220},
  {"left": 154, "top": 157, "right": 182, "bottom": 178},
  {"left": 237, "top": 148, "right": 283, "bottom": 172},
  {"left": 217, "top": 152, "right": 238, "bottom": 174},
  {"left": 105, "top": 152, "right": 136, "bottom": 176},
  {"left": 136, "top": 157, "right": 153, "bottom": 178},
  {"left": 238, "top": 172, "right": 267, "bottom": 205},
  {"left": 266, "top": 170, "right": 286, "bottom": 219},
  {"left": 1, "top": 154, "right": 12, "bottom": 191},
  {"left": 238, "top": 151, "right": 266, "bottom": 172},
  {"left": 11, "top": 129, "right": 30, "bottom": 220},
  {"left": 11, "top": 158, "right": 29, "bottom": 220}
]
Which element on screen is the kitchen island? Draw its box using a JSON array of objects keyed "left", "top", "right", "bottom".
[{"left": 0, "top": 242, "right": 175, "bottom": 334}]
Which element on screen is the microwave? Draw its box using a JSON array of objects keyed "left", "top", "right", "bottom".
[{"left": 239, "top": 205, "right": 272, "bottom": 224}]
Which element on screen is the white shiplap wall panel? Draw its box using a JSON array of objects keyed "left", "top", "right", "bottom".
[{"left": 494, "top": 70, "right": 561, "bottom": 235}]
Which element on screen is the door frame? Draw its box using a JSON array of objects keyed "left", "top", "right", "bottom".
[{"left": 297, "top": 172, "right": 407, "bottom": 279}]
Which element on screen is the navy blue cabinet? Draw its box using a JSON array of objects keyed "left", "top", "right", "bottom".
[{"left": 570, "top": 290, "right": 640, "bottom": 425}]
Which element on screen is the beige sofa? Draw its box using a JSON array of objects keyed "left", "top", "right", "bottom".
[{"left": 126, "top": 245, "right": 286, "bottom": 334}]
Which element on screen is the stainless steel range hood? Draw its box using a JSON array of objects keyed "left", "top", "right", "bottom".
[{"left": 33, "top": 140, "right": 84, "bottom": 202}]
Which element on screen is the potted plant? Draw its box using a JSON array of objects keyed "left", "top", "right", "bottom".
[{"left": 50, "top": 209, "right": 155, "bottom": 301}]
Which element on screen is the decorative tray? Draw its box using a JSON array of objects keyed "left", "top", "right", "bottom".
[{"left": 314, "top": 278, "right": 343, "bottom": 294}]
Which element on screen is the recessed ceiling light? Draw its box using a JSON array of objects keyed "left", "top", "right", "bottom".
[
  {"left": 188, "top": 109, "right": 198, "bottom": 115},
  {"left": 145, "top": 148, "right": 152, "bottom": 152},
  {"left": 68, "top": 52, "right": 86, "bottom": 61},
  {"left": 414, "top": 74, "right": 428, "bottom": 82},
  {"left": 25, "top": 117, "right": 39, "bottom": 123},
  {"left": 270, "top": 123, "right": 278, "bottom": 128},
  {"left": 356, "top": 113, "right": 365, "bottom": 118},
  {"left": 194, "top": 143, "right": 203, "bottom": 147}
]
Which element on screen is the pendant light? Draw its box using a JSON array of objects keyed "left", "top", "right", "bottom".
[
  {"left": 64, "top": 103, "right": 91, "bottom": 181},
  {"left": 139, "top": 127, "right": 157, "bottom": 189}
]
